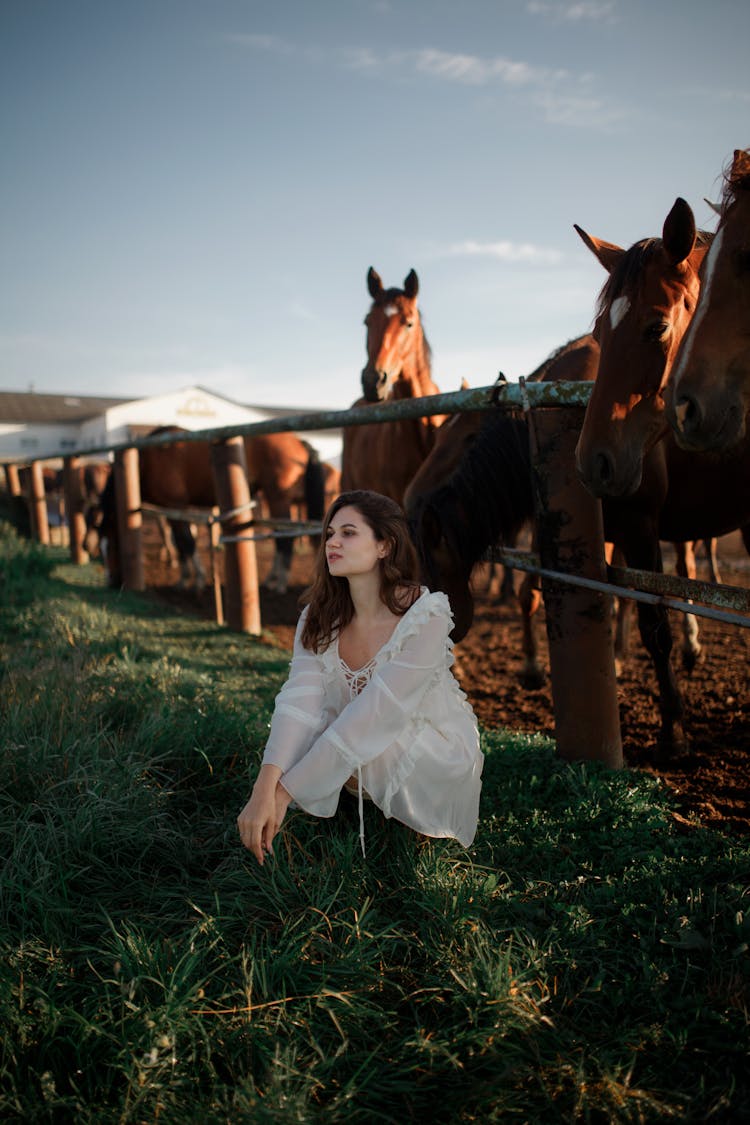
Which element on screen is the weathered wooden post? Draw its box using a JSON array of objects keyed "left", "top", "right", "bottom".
[
  {"left": 4, "top": 463, "right": 21, "bottom": 496},
  {"left": 209, "top": 508, "right": 225, "bottom": 627},
  {"left": 210, "top": 436, "right": 260, "bottom": 634},
  {"left": 29, "top": 462, "right": 50, "bottom": 545},
  {"left": 114, "top": 447, "right": 144, "bottom": 591},
  {"left": 63, "top": 456, "right": 88, "bottom": 564},
  {"left": 530, "top": 404, "right": 623, "bottom": 768}
]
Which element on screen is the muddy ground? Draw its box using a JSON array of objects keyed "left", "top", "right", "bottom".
[{"left": 141, "top": 523, "right": 750, "bottom": 836}]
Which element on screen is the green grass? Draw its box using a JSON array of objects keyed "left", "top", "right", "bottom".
[{"left": 1, "top": 521, "right": 748, "bottom": 1122}]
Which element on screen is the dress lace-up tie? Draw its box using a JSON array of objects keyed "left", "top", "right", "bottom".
[{"left": 341, "top": 655, "right": 376, "bottom": 856}]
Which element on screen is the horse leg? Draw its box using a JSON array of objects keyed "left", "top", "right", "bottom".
[
  {"left": 499, "top": 564, "right": 515, "bottom": 603},
  {"left": 170, "top": 520, "right": 205, "bottom": 592},
  {"left": 264, "top": 536, "right": 293, "bottom": 595},
  {"left": 517, "top": 572, "right": 545, "bottom": 689},
  {"left": 157, "top": 514, "right": 177, "bottom": 566},
  {"left": 188, "top": 523, "right": 206, "bottom": 591},
  {"left": 606, "top": 544, "right": 632, "bottom": 677},
  {"left": 742, "top": 523, "right": 750, "bottom": 560},
  {"left": 625, "top": 538, "right": 687, "bottom": 755},
  {"left": 703, "top": 537, "right": 721, "bottom": 584},
  {"left": 673, "top": 541, "right": 701, "bottom": 673}
]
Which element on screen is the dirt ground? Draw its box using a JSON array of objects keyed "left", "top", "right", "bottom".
[{"left": 141, "top": 523, "right": 750, "bottom": 836}]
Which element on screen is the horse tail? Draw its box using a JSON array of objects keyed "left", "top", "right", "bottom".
[
  {"left": 304, "top": 446, "right": 327, "bottom": 548},
  {"left": 169, "top": 519, "right": 196, "bottom": 561}
]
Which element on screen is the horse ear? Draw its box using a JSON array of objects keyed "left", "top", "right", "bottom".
[
  {"left": 662, "top": 197, "right": 696, "bottom": 265},
  {"left": 367, "top": 267, "right": 384, "bottom": 300},
  {"left": 703, "top": 197, "right": 722, "bottom": 216},
  {"left": 573, "top": 224, "right": 623, "bottom": 274},
  {"left": 403, "top": 269, "right": 419, "bottom": 299}
]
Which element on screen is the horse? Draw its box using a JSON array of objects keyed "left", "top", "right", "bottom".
[
  {"left": 406, "top": 336, "right": 606, "bottom": 684},
  {"left": 404, "top": 379, "right": 516, "bottom": 602},
  {"left": 91, "top": 427, "right": 326, "bottom": 594},
  {"left": 82, "top": 459, "right": 184, "bottom": 568},
  {"left": 573, "top": 196, "right": 750, "bottom": 751},
  {"left": 340, "top": 267, "right": 447, "bottom": 504},
  {"left": 666, "top": 148, "right": 750, "bottom": 452}
]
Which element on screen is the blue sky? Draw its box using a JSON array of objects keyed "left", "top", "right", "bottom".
[{"left": 2, "top": 0, "right": 749, "bottom": 410}]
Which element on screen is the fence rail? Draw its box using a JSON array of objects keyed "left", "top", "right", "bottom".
[
  {"left": 11, "top": 381, "right": 596, "bottom": 464},
  {"left": 6, "top": 378, "right": 748, "bottom": 770}
]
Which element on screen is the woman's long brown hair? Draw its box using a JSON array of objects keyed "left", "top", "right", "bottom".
[{"left": 300, "top": 490, "right": 421, "bottom": 652}]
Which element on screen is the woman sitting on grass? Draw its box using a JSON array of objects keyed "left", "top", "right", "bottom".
[{"left": 237, "top": 489, "right": 483, "bottom": 864}]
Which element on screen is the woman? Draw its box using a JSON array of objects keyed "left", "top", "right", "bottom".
[{"left": 237, "top": 489, "right": 482, "bottom": 864}]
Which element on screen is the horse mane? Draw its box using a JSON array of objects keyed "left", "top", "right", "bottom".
[
  {"left": 525, "top": 334, "right": 595, "bottom": 383},
  {"left": 722, "top": 147, "right": 750, "bottom": 216},
  {"left": 413, "top": 412, "right": 533, "bottom": 581},
  {"left": 594, "top": 239, "right": 661, "bottom": 322}
]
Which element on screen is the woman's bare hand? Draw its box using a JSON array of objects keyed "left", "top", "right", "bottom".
[{"left": 237, "top": 765, "right": 285, "bottom": 865}]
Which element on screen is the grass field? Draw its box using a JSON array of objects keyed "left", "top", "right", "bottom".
[{"left": 1, "top": 522, "right": 749, "bottom": 1123}]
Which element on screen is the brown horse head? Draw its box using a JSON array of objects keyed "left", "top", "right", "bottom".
[
  {"left": 361, "top": 267, "right": 431, "bottom": 402},
  {"left": 574, "top": 197, "right": 710, "bottom": 498},
  {"left": 667, "top": 148, "right": 750, "bottom": 452}
]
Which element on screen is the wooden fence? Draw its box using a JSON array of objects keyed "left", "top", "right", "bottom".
[{"left": 5, "top": 380, "right": 749, "bottom": 770}]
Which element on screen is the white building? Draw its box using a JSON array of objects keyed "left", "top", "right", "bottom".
[{"left": 0, "top": 386, "right": 342, "bottom": 470}]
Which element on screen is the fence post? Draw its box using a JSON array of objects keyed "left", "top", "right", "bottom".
[
  {"left": 29, "top": 461, "right": 51, "bottom": 546},
  {"left": 209, "top": 508, "right": 225, "bottom": 627},
  {"left": 4, "top": 463, "right": 21, "bottom": 496},
  {"left": 530, "top": 405, "right": 623, "bottom": 768},
  {"left": 63, "top": 456, "right": 88, "bottom": 564},
  {"left": 114, "top": 447, "right": 144, "bottom": 591},
  {"left": 210, "top": 436, "right": 261, "bottom": 634}
]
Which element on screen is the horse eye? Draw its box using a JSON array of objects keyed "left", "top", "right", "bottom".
[{"left": 643, "top": 321, "right": 668, "bottom": 344}]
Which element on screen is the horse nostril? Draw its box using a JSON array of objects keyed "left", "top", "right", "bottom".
[
  {"left": 595, "top": 450, "right": 614, "bottom": 487},
  {"left": 674, "top": 394, "right": 700, "bottom": 435}
]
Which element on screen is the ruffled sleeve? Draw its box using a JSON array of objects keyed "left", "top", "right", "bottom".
[
  {"left": 279, "top": 592, "right": 452, "bottom": 810},
  {"left": 261, "top": 607, "right": 329, "bottom": 774}
]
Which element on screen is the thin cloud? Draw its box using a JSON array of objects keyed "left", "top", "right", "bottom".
[
  {"left": 526, "top": 1, "right": 616, "bottom": 21},
  {"left": 288, "top": 301, "right": 320, "bottom": 324},
  {"left": 225, "top": 33, "right": 623, "bottom": 129},
  {"left": 445, "top": 240, "right": 563, "bottom": 266},
  {"left": 533, "top": 90, "right": 626, "bottom": 128}
]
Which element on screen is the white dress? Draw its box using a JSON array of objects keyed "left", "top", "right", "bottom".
[{"left": 262, "top": 589, "right": 483, "bottom": 851}]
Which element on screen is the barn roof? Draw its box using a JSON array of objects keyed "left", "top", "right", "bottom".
[
  {"left": 0, "top": 387, "right": 334, "bottom": 428},
  {"left": 0, "top": 390, "right": 133, "bottom": 424}
]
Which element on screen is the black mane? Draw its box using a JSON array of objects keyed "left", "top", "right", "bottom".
[{"left": 412, "top": 411, "right": 534, "bottom": 583}]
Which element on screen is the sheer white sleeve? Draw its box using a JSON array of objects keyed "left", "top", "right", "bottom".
[
  {"left": 261, "top": 609, "right": 328, "bottom": 775},
  {"left": 280, "top": 605, "right": 451, "bottom": 807}
]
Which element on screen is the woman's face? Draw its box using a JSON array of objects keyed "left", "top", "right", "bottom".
[{"left": 325, "top": 505, "right": 387, "bottom": 579}]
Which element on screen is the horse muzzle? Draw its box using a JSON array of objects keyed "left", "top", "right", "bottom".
[
  {"left": 668, "top": 388, "right": 747, "bottom": 453},
  {"left": 361, "top": 367, "right": 391, "bottom": 403}
]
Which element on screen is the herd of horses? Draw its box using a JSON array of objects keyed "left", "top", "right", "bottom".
[
  {"left": 87, "top": 430, "right": 334, "bottom": 597},
  {"left": 83, "top": 146, "right": 749, "bottom": 753}
]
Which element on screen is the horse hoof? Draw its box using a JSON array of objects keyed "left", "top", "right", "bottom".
[
  {"left": 655, "top": 727, "right": 690, "bottom": 762},
  {"left": 519, "top": 668, "right": 545, "bottom": 691},
  {"left": 681, "top": 646, "right": 703, "bottom": 674}
]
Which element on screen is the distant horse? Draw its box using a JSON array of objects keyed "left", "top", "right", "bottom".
[
  {"left": 341, "top": 268, "right": 446, "bottom": 504},
  {"left": 667, "top": 148, "right": 750, "bottom": 452},
  {"left": 92, "top": 428, "right": 326, "bottom": 594},
  {"left": 574, "top": 197, "right": 750, "bottom": 750},
  {"left": 82, "top": 460, "right": 184, "bottom": 568}
]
